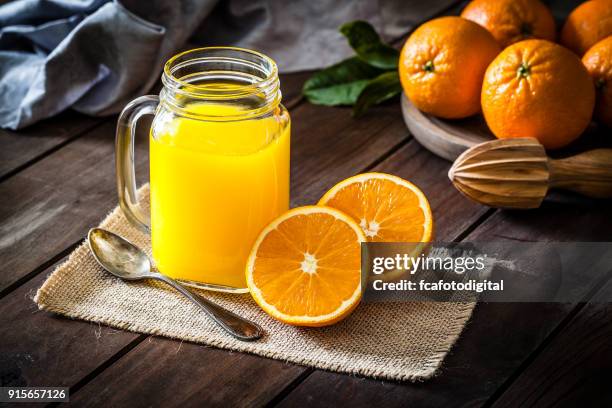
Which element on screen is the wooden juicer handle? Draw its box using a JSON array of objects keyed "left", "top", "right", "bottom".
[{"left": 549, "top": 149, "right": 612, "bottom": 198}]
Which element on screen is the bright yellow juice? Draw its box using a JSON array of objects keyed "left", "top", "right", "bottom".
[{"left": 150, "top": 102, "right": 290, "bottom": 290}]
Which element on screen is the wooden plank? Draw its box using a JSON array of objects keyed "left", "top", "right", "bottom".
[
  {"left": 0, "top": 120, "right": 149, "bottom": 294},
  {"left": 69, "top": 337, "right": 306, "bottom": 407},
  {"left": 0, "top": 266, "right": 142, "bottom": 389},
  {"left": 290, "top": 103, "right": 409, "bottom": 206},
  {"left": 280, "top": 72, "right": 311, "bottom": 108},
  {"left": 0, "top": 112, "right": 101, "bottom": 181},
  {"left": 278, "top": 169, "right": 612, "bottom": 407},
  {"left": 491, "top": 278, "right": 612, "bottom": 408},
  {"left": 457, "top": 196, "right": 612, "bottom": 242}
]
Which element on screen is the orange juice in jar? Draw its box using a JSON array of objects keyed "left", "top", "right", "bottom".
[{"left": 116, "top": 48, "right": 290, "bottom": 292}]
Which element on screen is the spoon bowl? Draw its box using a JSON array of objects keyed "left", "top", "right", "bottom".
[{"left": 88, "top": 228, "right": 150, "bottom": 280}]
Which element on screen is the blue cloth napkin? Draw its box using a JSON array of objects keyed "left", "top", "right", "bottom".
[{"left": 0, "top": 0, "right": 217, "bottom": 129}]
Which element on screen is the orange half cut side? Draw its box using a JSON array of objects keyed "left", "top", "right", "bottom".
[
  {"left": 246, "top": 206, "right": 366, "bottom": 327},
  {"left": 318, "top": 172, "right": 434, "bottom": 243}
]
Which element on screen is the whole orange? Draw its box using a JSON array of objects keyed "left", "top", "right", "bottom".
[
  {"left": 561, "top": 0, "right": 612, "bottom": 56},
  {"left": 399, "top": 16, "right": 500, "bottom": 119},
  {"left": 461, "top": 0, "right": 556, "bottom": 48},
  {"left": 583, "top": 36, "right": 612, "bottom": 127},
  {"left": 481, "top": 39, "right": 595, "bottom": 149}
]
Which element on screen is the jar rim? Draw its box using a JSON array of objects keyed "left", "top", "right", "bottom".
[
  {"left": 160, "top": 47, "right": 281, "bottom": 121},
  {"left": 162, "top": 46, "right": 279, "bottom": 100}
]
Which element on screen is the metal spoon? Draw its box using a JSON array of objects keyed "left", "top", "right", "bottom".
[{"left": 87, "top": 228, "right": 263, "bottom": 341}]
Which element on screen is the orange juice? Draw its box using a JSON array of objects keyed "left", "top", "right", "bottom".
[{"left": 150, "top": 102, "right": 290, "bottom": 290}]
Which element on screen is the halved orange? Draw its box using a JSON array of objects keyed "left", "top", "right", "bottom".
[
  {"left": 246, "top": 206, "right": 366, "bottom": 326},
  {"left": 318, "top": 172, "right": 434, "bottom": 242}
]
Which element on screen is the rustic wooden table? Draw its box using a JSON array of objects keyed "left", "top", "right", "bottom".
[{"left": 1, "top": 1, "right": 611, "bottom": 407}]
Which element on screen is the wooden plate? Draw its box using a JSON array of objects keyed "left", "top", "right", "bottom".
[
  {"left": 400, "top": 93, "right": 494, "bottom": 162},
  {"left": 400, "top": 93, "right": 610, "bottom": 161}
]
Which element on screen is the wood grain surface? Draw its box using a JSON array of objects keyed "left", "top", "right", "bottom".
[
  {"left": 0, "top": 112, "right": 102, "bottom": 181},
  {"left": 492, "top": 279, "right": 612, "bottom": 408},
  {"left": 1, "top": 1, "right": 610, "bottom": 407}
]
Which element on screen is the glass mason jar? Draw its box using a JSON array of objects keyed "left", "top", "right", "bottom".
[{"left": 116, "top": 47, "right": 290, "bottom": 293}]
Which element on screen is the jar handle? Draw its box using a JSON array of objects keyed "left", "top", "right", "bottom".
[{"left": 115, "top": 95, "right": 159, "bottom": 233}]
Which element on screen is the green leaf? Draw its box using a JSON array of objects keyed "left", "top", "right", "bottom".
[
  {"left": 303, "top": 57, "right": 385, "bottom": 106},
  {"left": 353, "top": 71, "right": 402, "bottom": 117},
  {"left": 340, "top": 21, "right": 399, "bottom": 69}
]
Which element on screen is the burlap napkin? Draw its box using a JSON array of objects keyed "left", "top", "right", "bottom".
[{"left": 35, "top": 185, "right": 475, "bottom": 382}]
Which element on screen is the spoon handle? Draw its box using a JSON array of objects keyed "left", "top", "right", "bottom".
[{"left": 150, "top": 272, "right": 263, "bottom": 341}]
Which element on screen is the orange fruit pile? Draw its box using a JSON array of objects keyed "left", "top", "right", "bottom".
[
  {"left": 399, "top": 0, "right": 611, "bottom": 150},
  {"left": 246, "top": 173, "right": 433, "bottom": 326}
]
